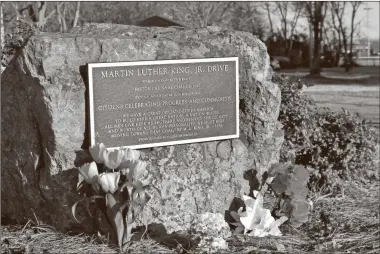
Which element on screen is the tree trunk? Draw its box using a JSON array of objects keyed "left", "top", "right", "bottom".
[
  {"left": 310, "top": 24, "right": 321, "bottom": 75},
  {"left": 341, "top": 29, "right": 349, "bottom": 72},
  {"left": 336, "top": 31, "right": 342, "bottom": 67},
  {"left": 347, "top": 2, "right": 361, "bottom": 72},
  {"left": 309, "top": 23, "right": 313, "bottom": 69}
]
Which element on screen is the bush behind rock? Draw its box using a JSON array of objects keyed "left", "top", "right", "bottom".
[{"left": 274, "top": 73, "right": 379, "bottom": 191}]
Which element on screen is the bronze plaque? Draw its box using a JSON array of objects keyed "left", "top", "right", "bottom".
[{"left": 88, "top": 57, "right": 239, "bottom": 149}]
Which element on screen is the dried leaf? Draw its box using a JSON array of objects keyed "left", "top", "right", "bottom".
[
  {"left": 140, "top": 211, "right": 149, "bottom": 240},
  {"left": 276, "top": 243, "right": 286, "bottom": 252},
  {"left": 279, "top": 197, "right": 309, "bottom": 228}
]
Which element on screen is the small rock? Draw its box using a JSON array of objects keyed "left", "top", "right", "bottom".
[
  {"left": 216, "top": 141, "right": 232, "bottom": 160},
  {"left": 197, "top": 237, "right": 229, "bottom": 252},
  {"left": 190, "top": 213, "right": 231, "bottom": 252},
  {"left": 232, "top": 139, "right": 248, "bottom": 158},
  {"left": 190, "top": 212, "right": 231, "bottom": 239}
]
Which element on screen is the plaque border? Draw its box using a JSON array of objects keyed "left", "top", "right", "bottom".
[{"left": 88, "top": 57, "right": 239, "bottom": 150}]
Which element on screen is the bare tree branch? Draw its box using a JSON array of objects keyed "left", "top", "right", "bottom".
[
  {"left": 11, "top": 3, "right": 20, "bottom": 20},
  {"left": 62, "top": 3, "right": 67, "bottom": 31},
  {"left": 56, "top": 2, "right": 62, "bottom": 32},
  {"left": 263, "top": 3, "right": 274, "bottom": 34},
  {"left": 37, "top": 1, "right": 47, "bottom": 29},
  {"left": 348, "top": 1, "right": 362, "bottom": 68},
  {"left": 276, "top": 2, "right": 288, "bottom": 40},
  {"left": 72, "top": 2, "right": 80, "bottom": 28},
  {"left": 45, "top": 6, "right": 58, "bottom": 21}
]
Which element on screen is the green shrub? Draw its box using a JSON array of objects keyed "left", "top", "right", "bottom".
[{"left": 274, "top": 73, "right": 379, "bottom": 191}]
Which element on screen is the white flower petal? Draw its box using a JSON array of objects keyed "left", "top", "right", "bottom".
[
  {"left": 240, "top": 191, "right": 284, "bottom": 237},
  {"left": 128, "top": 160, "right": 147, "bottom": 181},
  {"left": 78, "top": 162, "right": 98, "bottom": 183},
  {"left": 104, "top": 149, "right": 124, "bottom": 169},
  {"left": 123, "top": 148, "right": 140, "bottom": 161},
  {"left": 89, "top": 143, "right": 107, "bottom": 163},
  {"left": 98, "top": 172, "right": 120, "bottom": 193}
]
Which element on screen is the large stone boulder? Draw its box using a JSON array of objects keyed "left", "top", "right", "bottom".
[{"left": 1, "top": 24, "right": 283, "bottom": 235}]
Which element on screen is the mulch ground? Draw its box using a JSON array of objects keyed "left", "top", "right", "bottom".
[{"left": 1, "top": 181, "right": 379, "bottom": 254}]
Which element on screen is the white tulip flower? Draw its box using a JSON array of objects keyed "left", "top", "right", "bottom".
[
  {"left": 118, "top": 148, "right": 140, "bottom": 169},
  {"left": 78, "top": 162, "right": 99, "bottom": 184},
  {"left": 128, "top": 160, "right": 147, "bottom": 181},
  {"left": 89, "top": 143, "right": 107, "bottom": 164},
  {"left": 97, "top": 172, "right": 121, "bottom": 193},
  {"left": 123, "top": 148, "right": 140, "bottom": 161},
  {"left": 103, "top": 149, "right": 124, "bottom": 170}
]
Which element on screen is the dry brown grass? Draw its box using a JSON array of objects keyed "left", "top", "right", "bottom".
[
  {"left": 1, "top": 223, "right": 176, "bottom": 253},
  {"left": 1, "top": 181, "right": 379, "bottom": 253},
  {"left": 226, "top": 181, "right": 379, "bottom": 253}
]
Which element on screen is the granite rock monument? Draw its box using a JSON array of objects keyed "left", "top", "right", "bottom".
[{"left": 1, "top": 24, "right": 283, "bottom": 236}]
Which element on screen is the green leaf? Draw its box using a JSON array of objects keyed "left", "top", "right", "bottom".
[
  {"left": 123, "top": 206, "right": 134, "bottom": 246},
  {"left": 292, "top": 165, "right": 309, "bottom": 185},
  {"left": 290, "top": 198, "right": 309, "bottom": 227},
  {"left": 279, "top": 198, "right": 309, "bottom": 228},
  {"left": 71, "top": 198, "right": 85, "bottom": 223},
  {"left": 89, "top": 195, "right": 104, "bottom": 202},
  {"left": 234, "top": 225, "right": 245, "bottom": 235},
  {"left": 270, "top": 165, "right": 309, "bottom": 199},
  {"left": 77, "top": 174, "right": 85, "bottom": 190},
  {"left": 230, "top": 211, "right": 241, "bottom": 222},
  {"left": 134, "top": 180, "right": 146, "bottom": 203},
  {"left": 105, "top": 193, "right": 124, "bottom": 251},
  {"left": 268, "top": 163, "right": 290, "bottom": 177},
  {"left": 270, "top": 164, "right": 310, "bottom": 228},
  {"left": 229, "top": 222, "right": 243, "bottom": 227}
]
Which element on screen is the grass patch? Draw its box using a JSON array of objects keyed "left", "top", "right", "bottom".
[{"left": 279, "top": 67, "right": 380, "bottom": 85}]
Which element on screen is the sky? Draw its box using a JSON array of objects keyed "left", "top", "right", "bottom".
[
  {"left": 351, "top": 1, "right": 379, "bottom": 40},
  {"left": 270, "top": 1, "right": 379, "bottom": 41}
]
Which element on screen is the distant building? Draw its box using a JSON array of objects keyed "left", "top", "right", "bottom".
[
  {"left": 351, "top": 42, "right": 370, "bottom": 57},
  {"left": 137, "top": 16, "right": 187, "bottom": 28}
]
